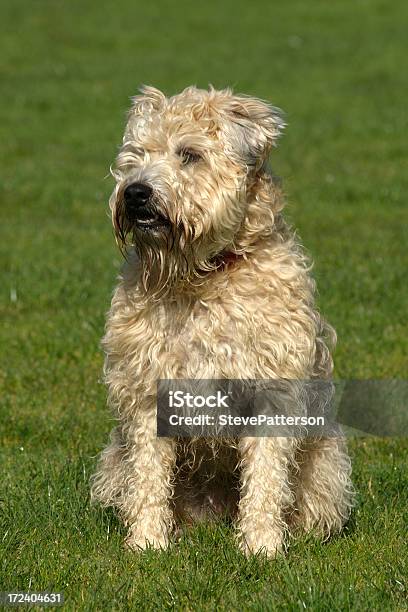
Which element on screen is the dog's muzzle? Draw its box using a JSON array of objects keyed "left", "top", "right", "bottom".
[{"left": 124, "top": 182, "right": 169, "bottom": 231}]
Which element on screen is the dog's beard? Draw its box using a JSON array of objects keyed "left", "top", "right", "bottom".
[
  {"left": 132, "top": 225, "right": 188, "bottom": 295},
  {"left": 113, "top": 201, "right": 201, "bottom": 295}
]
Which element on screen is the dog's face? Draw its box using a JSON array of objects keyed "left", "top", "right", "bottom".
[{"left": 109, "top": 86, "right": 284, "bottom": 289}]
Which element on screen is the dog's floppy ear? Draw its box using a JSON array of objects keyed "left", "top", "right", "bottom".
[
  {"left": 124, "top": 85, "right": 166, "bottom": 142},
  {"left": 129, "top": 85, "right": 166, "bottom": 116},
  {"left": 221, "top": 92, "right": 285, "bottom": 167}
]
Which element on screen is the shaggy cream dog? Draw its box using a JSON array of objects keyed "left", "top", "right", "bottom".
[{"left": 91, "top": 85, "right": 353, "bottom": 557}]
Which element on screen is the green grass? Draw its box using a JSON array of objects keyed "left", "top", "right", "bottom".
[{"left": 1, "top": 0, "right": 407, "bottom": 609}]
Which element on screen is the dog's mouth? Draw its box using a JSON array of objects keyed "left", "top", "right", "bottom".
[{"left": 130, "top": 208, "right": 170, "bottom": 232}]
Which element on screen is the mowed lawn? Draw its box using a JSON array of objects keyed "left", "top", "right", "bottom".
[{"left": 1, "top": 0, "right": 407, "bottom": 609}]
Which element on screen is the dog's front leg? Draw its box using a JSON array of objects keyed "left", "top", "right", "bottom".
[
  {"left": 237, "top": 437, "right": 295, "bottom": 558},
  {"left": 122, "top": 407, "right": 176, "bottom": 552}
]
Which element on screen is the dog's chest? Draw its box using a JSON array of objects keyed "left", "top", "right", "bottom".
[
  {"left": 110, "top": 266, "right": 315, "bottom": 380},
  {"left": 146, "top": 289, "right": 269, "bottom": 378}
]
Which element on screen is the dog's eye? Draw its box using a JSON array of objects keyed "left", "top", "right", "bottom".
[{"left": 177, "top": 148, "right": 202, "bottom": 165}]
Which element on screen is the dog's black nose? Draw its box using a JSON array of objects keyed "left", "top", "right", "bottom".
[{"left": 124, "top": 182, "right": 152, "bottom": 207}]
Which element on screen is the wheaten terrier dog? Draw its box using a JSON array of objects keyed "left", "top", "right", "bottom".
[{"left": 91, "top": 85, "right": 353, "bottom": 557}]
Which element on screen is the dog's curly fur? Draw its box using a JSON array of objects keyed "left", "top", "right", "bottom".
[{"left": 90, "top": 85, "right": 354, "bottom": 557}]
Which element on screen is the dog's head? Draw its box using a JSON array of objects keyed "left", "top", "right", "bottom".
[{"left": 109, "top": 85, "right": 284, "bottom": 291}]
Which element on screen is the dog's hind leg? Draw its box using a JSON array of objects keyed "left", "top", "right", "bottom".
[
  {"left": 90, "top": 426, "right": 127, "bottom": 508},
  {"left": 290, "top": 437, "right": 354, "bottom": 537}
]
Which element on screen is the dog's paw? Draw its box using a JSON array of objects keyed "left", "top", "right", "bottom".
[
  {"left": 238, "top": 528, "right": 285, "bottom": 559},
  {"left": 125, "top": 530, "right": 170, "bottom": 552}
]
